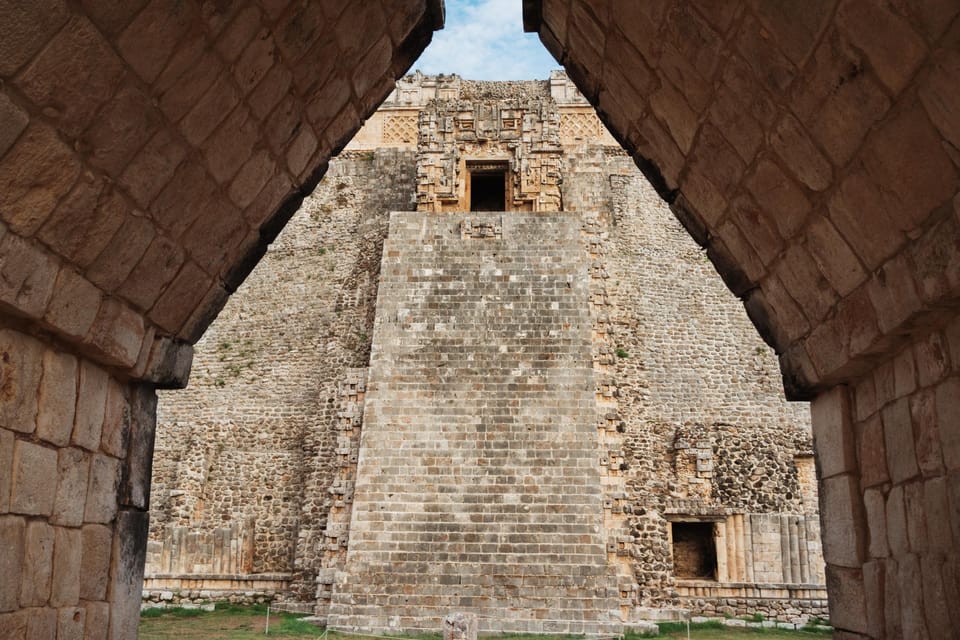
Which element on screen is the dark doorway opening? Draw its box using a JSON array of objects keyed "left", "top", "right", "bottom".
[
  {"left": 671, "top": 521, "right": 717, "bottom": 580},
  {"left": 469, "top": 162, "right": 508, "bottom": 211}
]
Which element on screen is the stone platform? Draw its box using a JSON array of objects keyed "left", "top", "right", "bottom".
[{"left": 327, "top": 211, "right": 620, "bottom": 635}]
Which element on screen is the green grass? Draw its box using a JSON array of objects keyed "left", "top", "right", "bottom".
[
  {"left": 655, "top": 620, "right": 725, "bottom": 633},
  {"left": 654, "top": 620, "right": 831, "bottom": 638},
  {"left": 139, "top": 604, "right": 324, "bottom": 639},
  {"left": 140, "top": 607, "right": 830, "bottom": 640}
]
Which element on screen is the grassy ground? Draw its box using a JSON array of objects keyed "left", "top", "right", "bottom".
[
  {"left": 138, "top": 606, "right": 831, "bottom": 640},
  {"left": 655, "top": 621, "right": 830, "bottom": 638},
  {"left": 139, "top": 604, "right": 324, "bottom": 639}
]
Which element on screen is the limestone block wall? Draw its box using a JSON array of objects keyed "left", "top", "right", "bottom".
[
  {"left": 0, "top": 327, "right": 155, "bottom": 638},
  {"left": 150, "top": 149, "right": 417, "bottom": 600},
  {"left": 815, "top": 328, "right": 960, "bottom": 638},
  {"left": 328, "top": 211, "right": 618, "bottom": 635}
]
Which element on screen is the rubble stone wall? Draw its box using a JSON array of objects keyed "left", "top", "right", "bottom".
[
  {"left": 563, "top": 145, "right": 823, "bottom": 620},
  {"left": 150, "top": 149, "right": 417, "bottom": 599}
]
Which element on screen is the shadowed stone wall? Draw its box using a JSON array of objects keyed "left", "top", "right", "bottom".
[
  {"left": 0, "top": 2, "right": 440, "bottom": 636},
  {"left": 525, "top": 3, "right": 960, "bottom": 635}
]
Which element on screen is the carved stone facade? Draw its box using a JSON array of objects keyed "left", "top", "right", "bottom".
[{"left": 149, "top": 74, "right": 825, "bottom": 628}]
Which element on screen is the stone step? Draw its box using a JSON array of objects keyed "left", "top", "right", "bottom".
[{"left": 328, "top": 212, "right": 618, "bottom": 634}]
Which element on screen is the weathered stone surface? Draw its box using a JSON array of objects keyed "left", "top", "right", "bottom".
[
  {"left": 0, "top": 516, "right": 25, "bottom": 611},
  {"left": 14, "top": 17, "right": 125, "bottom": 138},
  {"left": 0, "top": 0, "right": 69, "bottom": 76},
  {"left": 51, "top": 527, "right": 81, "bottom": 606},
  {"left": 88, "top": 299, "right": 145, "bottom": 369},
  {"left": 57, "top": 606, "right": 86, "bottom": 640},
  {"left": 811, "top": 386, "right": 857, "bottom": 478},
  {"left": 51, "top": 448, "right": 89, "bottom": 527},
  {"left": 0, "top": 428, "right": 12, "bottom": 513},
  {"left": 107, "top": 509, "right": 148, "bottom": 640},
  {"left": 904, "top": 481, "right": 928, "bottom": 553},
  {"left": 0, "top": 94, "right": 28, "bottom": 159},
  {"left": 0, "top": 234, "right": 58, "bottom": 322},
  {"left": 443, "top": 611, "right": 478, "bottom": 640},
  {"left": 826, "top": 565, "right": 868, "bottom": 635},
  {"left": 862, "top": 559, "right": 885, "bottom": 637},
  {"left": 25, "top": 607, "right": 56, "bottom": 639},
  {"left": 882, "top": 397, "right": 920, "bottom": 483},
  {"left": 44, "top": 269, "right": 102, "bottom": 342},
  {"left": 83, "top": 84, "right": 162, "bottom": 179},
  {"left": 119, "top": 128, "right": 188, "bottom": 209},
  {"left": 836, "top": 0, "right": 927, "bottom": 95},
  {"left": 923, "top": 477, "right": 952, "bottom": 553},
  {"left": 897, "top": 553, "right": 930, "bottom": 638},
  {"left": 84, "top": 214, "right": 156, "bottom": 294},
  {"left": 0, "top": 124, "right": 80, "bottom": 237},
  {"left": 84, "top": 454, "right": 120, "bottom": 524},
  {"left": 886, "top": 485, "right": 910, "bottom": 557},
  {"left": 120, "top": 386, "right": 156, "bottom": 511},
  {"left": 19, "top": 520, "right": 54, "bottom": 607},
  {"left": 100, "top": 380, "right": 129, "bottom": 459},
  {"left": 73, "top": 362, "right": 108, "bottom": 452},
  {"left": 117, "top": 0, "right": 198, "bottom": 84},
  {"left": 81, "top": 599, "right": 109, "bottom": 640},
  {"left": 36, "top": 350, "right": 77, "bottom": 447},
  {"left": 820, "top": 474, "right": 865, "bottom": 568},
  {"left": 0, "top": 609, "right": 27, "bottom": 639},
  {"left": 863, "top": 488, "right": 888, "bottom": 559},
  {"left": 10, "top": 440, "right": 57, "bottom": 516},
  {"left": 805, "top": 217, "right": 866, "bottom": 298},
  {"left": 0, "top": 330, "right": 43, "bottom": 435},
  {"left": 910, "top": 388, "right": 944, "bottom": 477},
  {"left": 80, "top": 525, "right": 112, "bottom": 602},
  {"left": 936, "top": 377, "right": 960, "bottom": 470},
  {"left": 919, "top": 554, "right": 951, "bottom": 640}
]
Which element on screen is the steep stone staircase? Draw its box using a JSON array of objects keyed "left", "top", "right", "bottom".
[{"left": 327, "top": 211, "right": 619, "bottom": 634}]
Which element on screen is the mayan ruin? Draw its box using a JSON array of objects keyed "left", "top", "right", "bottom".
[
  {"left": 2, "top": 1, "right": 960, "bottom": 638},
  {"left": 144, "top": 72, "right": 826, "bottom": 632}
]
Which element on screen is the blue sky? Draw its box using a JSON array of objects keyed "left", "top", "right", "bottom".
[{"left": 413, "top": 0, "right": 559, "bottom": 80}]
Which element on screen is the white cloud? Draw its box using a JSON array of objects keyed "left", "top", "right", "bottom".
[{"left": 413, "top": 0, "right": 559, "bottom": 80}]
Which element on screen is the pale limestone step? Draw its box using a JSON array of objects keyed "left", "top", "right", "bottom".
[{"left": 327, "top": 211, "right": 619, "bottom": 635}]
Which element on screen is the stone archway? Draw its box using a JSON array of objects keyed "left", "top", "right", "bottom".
[
  {"left": 0, "top": 2, "right": 957, "bottom": 638},
  {"left": 523, "top": 2, "right": 960, "bottom": 637},
  {"left": 0, "top": 2, "right": 442, "bottom": 637}
]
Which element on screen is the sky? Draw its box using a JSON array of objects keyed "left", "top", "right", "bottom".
[{"left": 413, "top": 0, "right": 559, "bottom": 80}]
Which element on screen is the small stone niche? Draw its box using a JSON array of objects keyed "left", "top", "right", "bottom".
[{"left": 671, "top": 521, "right": 717, "bottom": 580}]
